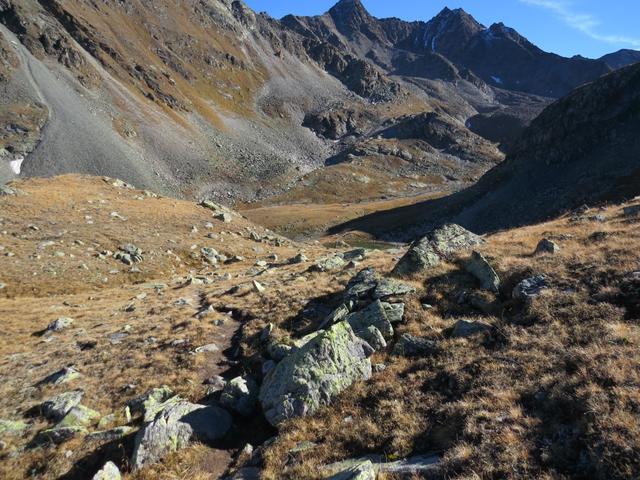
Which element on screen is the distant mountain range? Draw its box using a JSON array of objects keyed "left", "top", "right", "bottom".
[{"left": 0, "top": 0, "right": 638, "bottom": 203}]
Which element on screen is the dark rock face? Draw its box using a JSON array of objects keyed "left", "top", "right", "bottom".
[
  {"left": 600, "top": 49, "right": 640, "bottom": 70},
  {"left": 379, "top": 63, "right": 640, "bottom": 236}
]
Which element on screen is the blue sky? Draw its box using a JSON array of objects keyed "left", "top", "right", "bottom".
[{"left": 244, "top": 0, "right": 640, "bottom": 58}]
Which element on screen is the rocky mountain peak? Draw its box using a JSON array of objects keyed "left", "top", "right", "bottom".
[
  {"left": 421, "top": 7, "right": 484, "bottom": 56},
  {"left": 328, "top": 0, "right": 371, "bottom": 18}
]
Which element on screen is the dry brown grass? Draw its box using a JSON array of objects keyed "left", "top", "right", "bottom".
[
  {"left": 252, "top": 204, "right": 640, "bottom": 479},
  {"left": 4, "top": 176, "right": 640, "bottom": 479},
  {"left": 0, "top": 175, "right": 396, "bottom": 479}
]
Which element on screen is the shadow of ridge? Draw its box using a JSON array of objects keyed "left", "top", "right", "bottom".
[{"left": 327, "top": 187, "right": 477, "bottom": 242}]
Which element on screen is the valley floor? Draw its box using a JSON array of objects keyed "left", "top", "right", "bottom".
[{"left": 1, "top": 175, "right": 640, "bottom": 479}]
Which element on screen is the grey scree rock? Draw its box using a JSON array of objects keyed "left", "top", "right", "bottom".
[
  {"left": 392, "top": 224, "right": 484, "bottom": 276},
  {"left": 465, "top": 251, "right": 500, "bottom": 292},
  {"left": 131, "top": 401, "right": 231, "bottom": 469},
  {"left": 220, "top": 376, "right": 259, "bottom": 416},
  {"left": 92, "top": 461, "right": 122, "bottom": 480},
  {"left": 259, "top": 321, "right": 373, "bottom": 426},
  {"left": 535, "top": 238, "right": 560, "bottom": 254},
  {"left": 513, "top": 275, "right": 548, "bottom": 302},
  {"left": 328, "top": 459, "right": 376, "bottom": 480}
]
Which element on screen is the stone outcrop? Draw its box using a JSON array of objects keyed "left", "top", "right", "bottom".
[
  {"left": 259, "top": 321, "right": 373, "bottom": 426},
  {"left": 393, "top": 224, "right": 484, "bottom": 276}
]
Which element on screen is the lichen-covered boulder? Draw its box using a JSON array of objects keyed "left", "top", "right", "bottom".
[
  {"left": 131, "top": 402, "right": 231, "bottom": 469},
  {"left": 259, "top": 321, "right": 373, "bottom": 426},
  {"left": 392, "top": 224, "right": 484, "bottom": 276},
  {"left": 57, "top": 405, "right": 100, "bottom": 428}
]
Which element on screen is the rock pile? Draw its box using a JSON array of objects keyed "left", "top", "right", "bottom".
[{"left": 259, "top": 267, "right": 415, "bottom": 426}]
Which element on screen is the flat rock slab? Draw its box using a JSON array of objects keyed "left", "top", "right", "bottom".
[{"left": 131, "top": 401, "right": 232, "bottom": 469}]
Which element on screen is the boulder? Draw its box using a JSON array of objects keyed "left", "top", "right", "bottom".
[
  {"left": 344, "top": 267, "right": 380, "bottom": 301},
  {"left": 535, "top": 238, "right": 560, "bottom": 254},
  {"left": 393, "top": 334, "right": 438, "bottom": 357},
  {"left": 220, "top": 376, "right": 259, "bottom": 416},
  {"left": 289, "top": 253, "right": 309, "bottom": 264},
  {"left": 310, "top": 254, "right": 347, "bottom": 272},
  {"left": 392, "top": 224, "right": 484, "bottom": 276},
  {"left": 41, "top": 390, "right": 84, "bottom": 420},
  {"left": 87, "top": 426, "right": 135, "bottom": 442},
  {"left": 114, "top": 244, "right": 143, "bottom": 265},
  {"left": 513, "top": 275, "right": 548, "bottom": 302},
  {"left": 92, "top": 461, "right": 122, "bottom": 480},
  {"left": 373, "top": 278, "right": 416, "bottom": 299},
  {"left": 465, "top": 251, "right": 500, "bottom": 292},
  {"left": 131, "top": 402, "right": 231, "bottom": 469},
  {"left": 259, "top": 321, "right": 373, "bottom": 426}
]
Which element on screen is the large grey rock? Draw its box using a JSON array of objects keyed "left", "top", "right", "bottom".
[
  {"left": 259, "top": 321, "right": 373, "bottom": 426},
  {"left": 87, "top": 426, "right": 135, "bottom": 442},
  {"left": 36, "top": 425, "right": 86, "bottom": 444},
  {"left": 344, "top": 268, "right": 379, "bottom": 301},
  {"left": 42, "top": 390, "right": 84, "bottom": 421},
  {"left": 373, "top": 278, "right": 416, "bottom": 299},
  {"left": 465, "top": 251, "right": 500, "bottom": 292},
  {"left": 220, "top": 376, "right": 259, "bottom": 416},
  {"left": 92, "top": 461, "right": 122, "bottom": 480},
  {"left": 393, "top": 224, "right": 484, "bottom": 276},
  {"left": 131, "top": 402, "right": 231, "bottom": 469},
  {"left": 346, "top": 300, "right": 394, "bottom": 339},
  {"left": 311, "top": 254, "right": 347, "bottom": 272}
]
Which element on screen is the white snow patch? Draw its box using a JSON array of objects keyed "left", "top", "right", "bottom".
[{"left": 9, "top": 156, "right": 24, "bottom": 175}]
